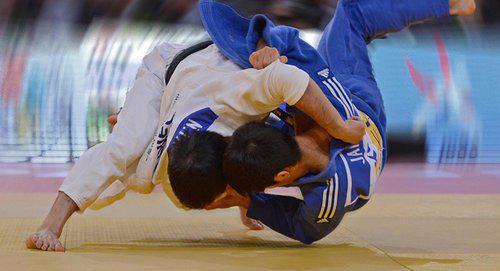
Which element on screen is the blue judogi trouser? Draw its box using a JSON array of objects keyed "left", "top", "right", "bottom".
[{"left": 317, "top": 0, "right": 449, "bottom": 135}]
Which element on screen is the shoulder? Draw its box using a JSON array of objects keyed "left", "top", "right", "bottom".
[
  {"left": 153, "top": 42, "right": 188, "bottom": 62},
  {"left": 184, "top": 44, "right": 237, "bottom": 69},
  {"left": 139, "top": 42, "right": 189, "bottom": 81}
]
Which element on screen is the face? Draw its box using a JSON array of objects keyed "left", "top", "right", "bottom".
[
  {"left": 204, "top": 164, "right": 301, "bottom": 211},
  {"left": 204, "top": 186, "right": 248, "bottom": 210}
]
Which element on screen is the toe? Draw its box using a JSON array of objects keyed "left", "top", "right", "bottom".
[
  {"left": 41, "top": 240, "right": 50, "bottom": 251},
  {"left": 25, "top": 235, "right": 37, "bottom": 249},
  {"left": 31, "top": 234, "right": 39, "bottom": 243},
  {"left": 55, "top": 242, "right": 65, "bottom": 252},
  {"left": 35, "top": 237, "right": 44, "bottom": 249},
  {"left": 47, "top": 241, "right": 55, "bottom": 251}
]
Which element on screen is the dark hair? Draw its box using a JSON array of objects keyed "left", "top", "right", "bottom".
[
  {"left": 223, "top": 121, "right": 301, "bottom": 195},
  {"left": 168, "top": 130, "right": 228, "bottom": 209}
]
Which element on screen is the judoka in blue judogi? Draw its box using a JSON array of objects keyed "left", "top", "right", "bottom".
[{"left": 200, "top": 0, "right": 451, "bottom": 243}]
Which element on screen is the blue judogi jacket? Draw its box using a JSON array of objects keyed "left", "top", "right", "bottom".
[
  {"left": 199, "top": 0, "right": 448, "bottom": 243},
  {"left": 199, "top": 0, "right": 388, "bottom": 142}
]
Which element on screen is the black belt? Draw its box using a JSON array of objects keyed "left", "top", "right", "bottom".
[{"left": 164, "top": 40, "right": 294, "bottom": 128}]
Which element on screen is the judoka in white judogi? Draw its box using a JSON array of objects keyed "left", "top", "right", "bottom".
[{"left": 60, "top": 42, "right": 310, "bottom": 211}]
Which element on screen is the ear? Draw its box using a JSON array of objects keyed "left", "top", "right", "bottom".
[{"left": 274, "top": 170, "right": 291, "bottom": 184}]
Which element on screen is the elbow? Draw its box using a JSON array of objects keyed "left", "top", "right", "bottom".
[
  {"left": 295, "top": 221, "right": 338, "bottom": 244},
  {"left": 296, "top": 232, "right": 326, "bottom": 245},
  {"left": 298, "top": 238, "right": 315, "bottom": 245}
]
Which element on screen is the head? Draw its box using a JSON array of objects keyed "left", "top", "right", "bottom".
[
  {"left": 168, "top": 130, "right": 228, "bottom": 209},
  {"left": 223, "top": 121, "right": 302, "bottom": 195}
]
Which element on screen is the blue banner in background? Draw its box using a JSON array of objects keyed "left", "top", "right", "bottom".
[
  {"left": 0, "top": 22, "right": 499, "bottom": 163},
  {"left": 369, "top": 28, "right": 500, "bottom": 163}
]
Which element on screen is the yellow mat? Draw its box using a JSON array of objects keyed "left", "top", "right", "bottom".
[{"left": 1, "top": 193, "right": 499, "bottom": 271}]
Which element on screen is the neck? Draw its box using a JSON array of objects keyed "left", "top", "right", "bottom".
[{"left": 294, "top": 125, "right": 331, "bottom": 174}]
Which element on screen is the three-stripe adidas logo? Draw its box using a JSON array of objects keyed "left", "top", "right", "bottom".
[
  {"left": 317, "top": 68, "right": 330, "bottom": 78},
  {"left": 321, "top": 76, "right": 358, "bottom": 118},
  {"left": 317, "top": 218, "right": 329, "bottom": 224},
  {"left": 316, "top": 176, "right": 339, "bottom": 224}
]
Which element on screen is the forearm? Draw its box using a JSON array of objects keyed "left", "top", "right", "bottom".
[
  {"left": 266, "top": 62, "right": 363, "bottom": 144},
  {"left": 294, "top": 78, "right": 346, "bottom": 139},
  {"left": 247, "top": 193, "right": 334, "bottom": 244},
  {"left": 247, "top": 193, "right": 309, "bottom": 243}
]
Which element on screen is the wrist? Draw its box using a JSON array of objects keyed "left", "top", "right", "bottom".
[
  {"left": 256, "top": 38, "right": 267, "bottom": 50},
  {"left": 328, "top": 120, "right": 347, "bottom": 138},
  {"left": 240, "top": 196, "right": 251, "bottom": 209}
]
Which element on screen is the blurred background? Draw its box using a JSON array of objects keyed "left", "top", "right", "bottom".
[{"left": 0, "top": 0, "right": 499, "bottom": 164}]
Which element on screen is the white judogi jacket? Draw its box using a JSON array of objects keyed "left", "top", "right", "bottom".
[{"left": 60, "top": 42, "right": 309, "bottom": 211}]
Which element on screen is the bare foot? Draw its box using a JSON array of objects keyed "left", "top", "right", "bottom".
[
  {"left": 450, "top": 0, "right": 476, "bottom": 16},
  {"left": 239, "top": 207, "right": 264, "bottom": 230},
  {"left": 26, "top": 229, "right": 65, "bottom": 252},
  {"left": 25, "top": 192, "right": 77, "bottom": 252}
]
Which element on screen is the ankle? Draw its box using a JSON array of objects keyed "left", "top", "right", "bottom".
[{"left": 37, "top": 223, "right": 62, "bottom": 237}]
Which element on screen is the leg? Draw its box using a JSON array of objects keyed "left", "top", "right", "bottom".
[
  {"left": 26, "top": 192, "right": 78, "bottom": 252},
  {"left": 25, "top": 43, "right": 175, "bottom": 252},
  {"left": 353, "top": 0, "right": 475, "bottom": 38},
  {"left": 347, "top": 0, "right": 450, "bottom": 41},
  {"left": 317, "top": 0, "right": 476, "bottom": 129},
  {"left": 317, "top": 2, "right": 385, "bottom": 126},
  {"left": 318, "top": 0, "right": 457, "bottom": 76}
]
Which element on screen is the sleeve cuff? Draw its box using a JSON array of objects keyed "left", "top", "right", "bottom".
[
  {"left": 246, "top": 193, "right": 267, "bottom": 220},
  {"left": 281, "top": 65, "right": 309, "bottom": 106}
]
